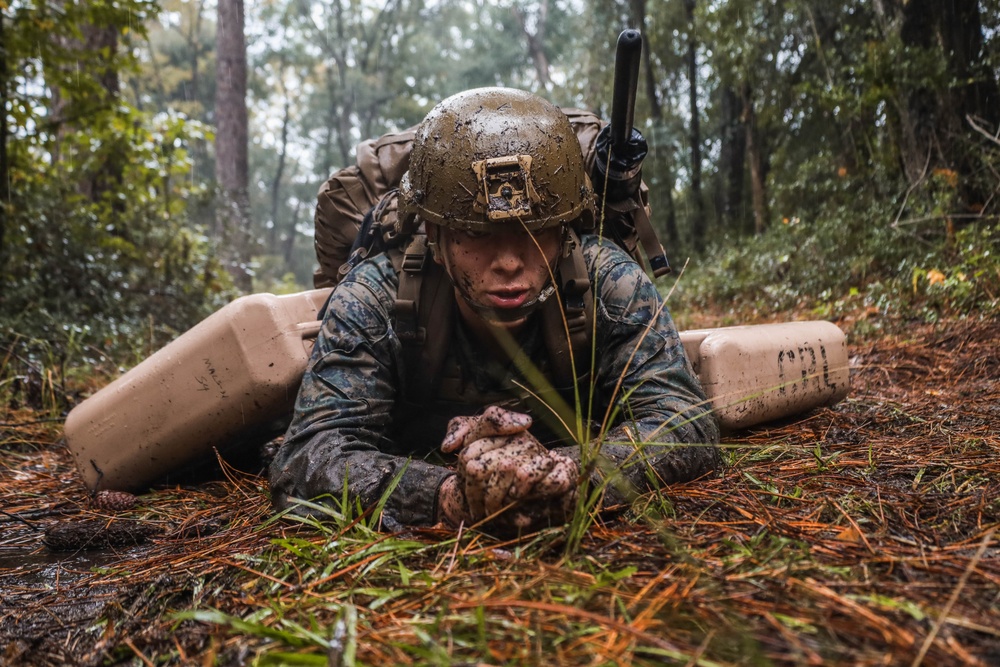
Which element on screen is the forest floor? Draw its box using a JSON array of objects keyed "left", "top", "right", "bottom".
[{"left": 0, "top": 313, "right": 998, "bottom": 666}]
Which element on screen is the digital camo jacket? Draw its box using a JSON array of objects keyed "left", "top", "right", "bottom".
[{"left": 269, "top": 235, "right": 721, "bottom": 528}]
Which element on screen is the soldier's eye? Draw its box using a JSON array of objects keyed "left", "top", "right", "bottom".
[{"left": 464, "top": 229, "right": 491, "bottom": 240}]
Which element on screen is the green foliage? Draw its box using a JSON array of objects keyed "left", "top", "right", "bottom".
[
  {"left": 1, "top": 0, "right": 237, "bottom": 407},
  {"left": 0, "top": 114, "right": 238, "bottom": 419},
  {"left": 673, "top": 188, "right": 893, "bottom": 316},
  {"left": 673, "top": 171, "right": 1000, "bottom": 326},
  {"left": 3, "top": 108, "right": 234, "bottom": 354},
  {"left": 669, "top": 0, "right": 1000, "bottom": 323},
  {"left": 899, "top": 224, "right": 1000, "bottom": 320}
]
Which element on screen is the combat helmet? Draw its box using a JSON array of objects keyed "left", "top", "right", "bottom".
[{"left": 399, "top": 87, "right": 595, "bottom": 232}]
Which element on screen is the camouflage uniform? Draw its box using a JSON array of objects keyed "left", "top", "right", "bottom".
[{"left": 269, "top": 235, "right": 721, "bottom": 528}]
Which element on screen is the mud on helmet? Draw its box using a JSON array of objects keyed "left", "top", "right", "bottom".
[{"left": 399, "top": 87, "right": 596, "bottom": 233}]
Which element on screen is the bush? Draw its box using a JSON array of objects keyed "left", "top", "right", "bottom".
[
  {"left": 2, "top": 109, "right": 238, "bottom": 410},
  {"left": 670, "top": 168, "right": 1000, "bottom": 328}
]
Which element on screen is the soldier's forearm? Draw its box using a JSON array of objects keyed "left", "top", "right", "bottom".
[
  {"left": 269, "top": 432, "right": 452, "bottom": 527},
  {"left": 554, "top": 417, "right": 722, "bottom": 510}
]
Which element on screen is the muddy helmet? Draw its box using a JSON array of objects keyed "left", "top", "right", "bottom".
[{"left": 399, "top": 87, "right": 595, "bottom": 232}]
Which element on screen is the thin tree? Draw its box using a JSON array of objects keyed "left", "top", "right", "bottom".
[
  {"left": 215, "top": 0, "right": 252, "bottom": 290},
  {"left": 741, "top": 82, "right": 769, "bottom": 235},
  {"left": 716, "top": 85, "right": 746, "bottom": 234},
  {"left": 511, "top": 0, "right": 552, "bottom": 90},
  {"left": 683, "top": 0, "right": 707, "bottom": 253},
  {"left": 269, "top": 91, "right": 292, "bottom": 249},
  {"left": 630, "top": 0, "right": 680, "bottom": 248},
  {"left": 0, "top": 9, "right": 8, "bottom": 276}
]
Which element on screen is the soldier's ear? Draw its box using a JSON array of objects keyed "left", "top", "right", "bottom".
[{"left": 427, "top": 224, "right": 444, "bottom": 265}]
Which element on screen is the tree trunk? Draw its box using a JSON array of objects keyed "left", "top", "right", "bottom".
[
  {"left": 632, "top": 0, "right": 659, "bottom": 121},
  {"left": 512, "top": 0, "right": 551, "bottom": 90},
  {"left": 320, "top": 66, "right": 337, "bottom": 174},
  {"left": 283, "top": 197, "right": 303, "bottom": 269},
  {"left": 717, "top": 85, "right": 747, "bottom": 234},
  {"left": 269, "top": 95, "right": 291, "bottom": 248},
  {"left": 332, "top": 0, "right": 353, "bottom": 168},
  {"left": 48, "top": 13, "right": 123, "bottom": 205},
  {"left": 214, "top": 0, "right": 252, "bottom": 291},
  {"left": 188, "top": 0, "right": 205, "bottom": 107},
  {"left": 80, "top": 23, "right": 123, "bottom": 205},
  {"left": 874, "top": 0, "right": 933, "bottom": 185},
  {"left": 888, "top": 0, "right": 1000, "bottom": 207},
  {"left": 742, "top": 84, "right": 769, "bottom": 235},
  {"left": 0, "top": 10, "right": 7, "bottom": 275},
  {"left": 804, "top": 5, "right": 862, "bottom": 173},
  {"left": 937, "top": 0, "right": 999, "bottom": 208},
  {"left": 631, "top": 0, "right": 679, "bottom": 248},
  {"left": 336, "top": 94, "right": 354, "bottom": 168},
  {"left": 683, "top": 0, "right": 707, "bottom": 253}
]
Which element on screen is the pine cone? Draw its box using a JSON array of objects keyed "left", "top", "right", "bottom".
[{"left": 92, "top": 490, "right": 137, "bottom": 511}]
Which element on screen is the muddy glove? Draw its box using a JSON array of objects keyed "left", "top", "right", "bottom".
[
  {"left": 437, "top": 406, "right": 579, "bottom": 534},
  {"left": 592, "top": 125, "right": 648, "bottom": 204}
]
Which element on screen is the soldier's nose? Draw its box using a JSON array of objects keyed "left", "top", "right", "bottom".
[{"left": 491, "top": 242, "right": 525, "bottom": 274}]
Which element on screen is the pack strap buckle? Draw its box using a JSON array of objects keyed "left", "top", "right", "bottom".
[{"left": 401, "top": 235, "right": 428, "bottom": 273}]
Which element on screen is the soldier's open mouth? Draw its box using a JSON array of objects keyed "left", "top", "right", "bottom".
[{"left": 486, "top": 289, "right": 530, "bottom": 308}]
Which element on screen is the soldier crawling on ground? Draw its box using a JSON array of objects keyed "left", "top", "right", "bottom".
[{"left": 268, "top": 87, "right": 721, "bottom": 534}]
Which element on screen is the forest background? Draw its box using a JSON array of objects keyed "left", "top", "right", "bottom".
[{"left": 2, "top": 0, "right": 1000, "bottom": 376}]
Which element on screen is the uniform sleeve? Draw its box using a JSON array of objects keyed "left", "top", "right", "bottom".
[
  {"left": 268, "top": 262, "right": 452, "bottom": 527},
  {"left": 556, "top": 243, "right": 721, "bottom": 505}
]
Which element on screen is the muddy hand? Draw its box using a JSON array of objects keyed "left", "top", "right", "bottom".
[
  {"left": 441, "top": 405, "right": 532, "bottom": 454},
  {"left": 478, "top": 446, "right": 580, "bottom": 534},
  {"left": 462, "top": 434, "right": 549, "bottom": 518},
  {"left": 484, "top": 452, "right": 579, "bottom": 528},
  {"left": 462, "top": 433, "right": 579, "bottom": 522},
  {"left": 439, "top": 436, "right": 580, "bottom": 531},
  {"left": 439, "top": 405, "right": 577, "bottom": 530},
  {"left": 437, "top": 406, "right": 533, "bottom": 527}
]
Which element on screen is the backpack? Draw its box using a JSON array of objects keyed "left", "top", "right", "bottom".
[{"left": 310, "top": 108, "right": 669, "bottom": 402}]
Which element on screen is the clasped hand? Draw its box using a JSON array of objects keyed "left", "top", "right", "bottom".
[{"left": 438, "top": 406, "right": 579, "bottom": 533}]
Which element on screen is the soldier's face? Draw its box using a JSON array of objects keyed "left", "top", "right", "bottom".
[{"left": 430, "top": 224, "right": 562, "bottom": 331}]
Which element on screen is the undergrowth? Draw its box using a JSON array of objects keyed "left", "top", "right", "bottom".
[
  {"left": 174, "top": 490, "right": 768, "bottom": 666},
  {"left": 668, "top": 178, "right": 1000, "bottom": 336}
]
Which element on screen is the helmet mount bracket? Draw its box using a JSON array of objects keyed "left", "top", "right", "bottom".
[{"left": 472, "top": 155, "right": 540, "bottom": 221}]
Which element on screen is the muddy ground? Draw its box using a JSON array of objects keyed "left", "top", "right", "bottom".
[{"left": 1, "top": 315, "right": 998, "bottom": 666}]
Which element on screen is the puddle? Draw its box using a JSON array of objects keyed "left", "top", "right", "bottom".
[{"left": 0, "top": 545, "right": 143, "bottom": 588}]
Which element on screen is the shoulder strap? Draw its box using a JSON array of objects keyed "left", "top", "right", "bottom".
[
  {"left": 542, "top": 228, "right": 594, "bottom": 390},
  {"left": 602, "top": 189, "right": 671, "bottom": 278},
  {"left": 631, "top": 197, "right": 671, "bottom": 277},
  {"left": 395, "top": 235, "right": 454, "bottom": 402}
]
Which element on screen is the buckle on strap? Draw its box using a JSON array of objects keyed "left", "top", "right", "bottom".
[
  {"left": 401, "top": 235, "right": 428, "bottom": 273},
  {"left": 402, "top": 252, "right": 426, "bottom": 274}
]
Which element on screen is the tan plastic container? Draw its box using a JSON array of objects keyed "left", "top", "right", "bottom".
[
  {"left": 66, "top": 287, "right": 849, "bottom": 491},
  {"left": 680, "top": 321, "right": 850, "bottom": 431},
  {"left": 64, "top": 289, "right": 332, "bottom": 491}
]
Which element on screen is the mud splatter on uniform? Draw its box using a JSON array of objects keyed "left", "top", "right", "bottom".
[{"left": 269, "top": 236, "right": 721, "bottom": 527}]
